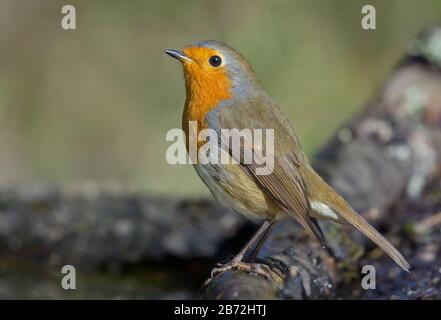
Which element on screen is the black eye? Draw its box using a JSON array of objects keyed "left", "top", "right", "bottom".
[{"left": 209, "top": 55, "right": 222, "bottom": 67}]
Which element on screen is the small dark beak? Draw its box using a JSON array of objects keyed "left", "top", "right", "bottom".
[{"left": 164, "top": 49, "right": 192, "bottom": 63}]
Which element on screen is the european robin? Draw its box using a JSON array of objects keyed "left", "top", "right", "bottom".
[{"left": 165, "top": 40, "right": 410, "bottom": 276}]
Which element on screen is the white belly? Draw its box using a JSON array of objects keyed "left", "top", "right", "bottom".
[{"left": 194, "top": 163, "right": 280, "bottom": 221}]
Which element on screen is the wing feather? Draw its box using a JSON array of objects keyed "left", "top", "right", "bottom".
[{"left": 206, "top": 95, "right": 326, "bottom": 245}]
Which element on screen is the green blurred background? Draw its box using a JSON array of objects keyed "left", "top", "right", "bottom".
[{"left": 0, "top": 0, "right": 439, "bottom": 196}]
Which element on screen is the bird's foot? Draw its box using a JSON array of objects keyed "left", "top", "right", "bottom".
[
  {"left": 210, "top": 260, "right": 277, "bottom": 280},
  {"left": 201, "top": 260, "right": 282, "bottom": 290}
]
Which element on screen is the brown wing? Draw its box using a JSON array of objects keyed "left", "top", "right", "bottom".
[{"left": 206, "top": 94, "right": 326, "bottom": 246}]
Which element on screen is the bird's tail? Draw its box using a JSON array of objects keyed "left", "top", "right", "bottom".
[
  {"left": 304, "top": 167, "right": 411, "bottom": 272},
  {"left": 334, "top": 201, "right": 411, "bottom": 272}
]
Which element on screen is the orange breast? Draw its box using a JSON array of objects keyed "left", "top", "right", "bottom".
[{"left": 181, "top": 47, "right": 232, "bottom": 148}]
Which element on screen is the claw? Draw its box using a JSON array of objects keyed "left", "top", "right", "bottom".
[
  {"left": 210, "top": 260, "right": 278, "bottom": 280},
  {"left": 202, "top": 260, "right": 282, "bottom": 290}
]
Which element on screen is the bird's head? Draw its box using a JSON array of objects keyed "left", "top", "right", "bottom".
[{"left": 165, "top": 40, "right": 259, "bottom": 108}]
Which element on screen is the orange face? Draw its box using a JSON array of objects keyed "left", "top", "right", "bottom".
[
  {"left": 181, "top": 46, "right": 232, "bottom": 109},
  {"left": 177, "top": 47, "right": 232, "bottom": 141}
]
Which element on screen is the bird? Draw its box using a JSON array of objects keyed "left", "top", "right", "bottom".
[{"left": 165, "top": 40, "right": 410, "bottom": 277}]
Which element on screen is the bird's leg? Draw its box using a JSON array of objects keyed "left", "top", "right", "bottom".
[
  {"left": 229, "top": 220, "right": 274, "bottom": 262},
  {"left": 210, "top": 220, "right": 279, "bottom": 280},
  {"left": 247, "top": 219, "right": 276, "bottom": 260}
]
